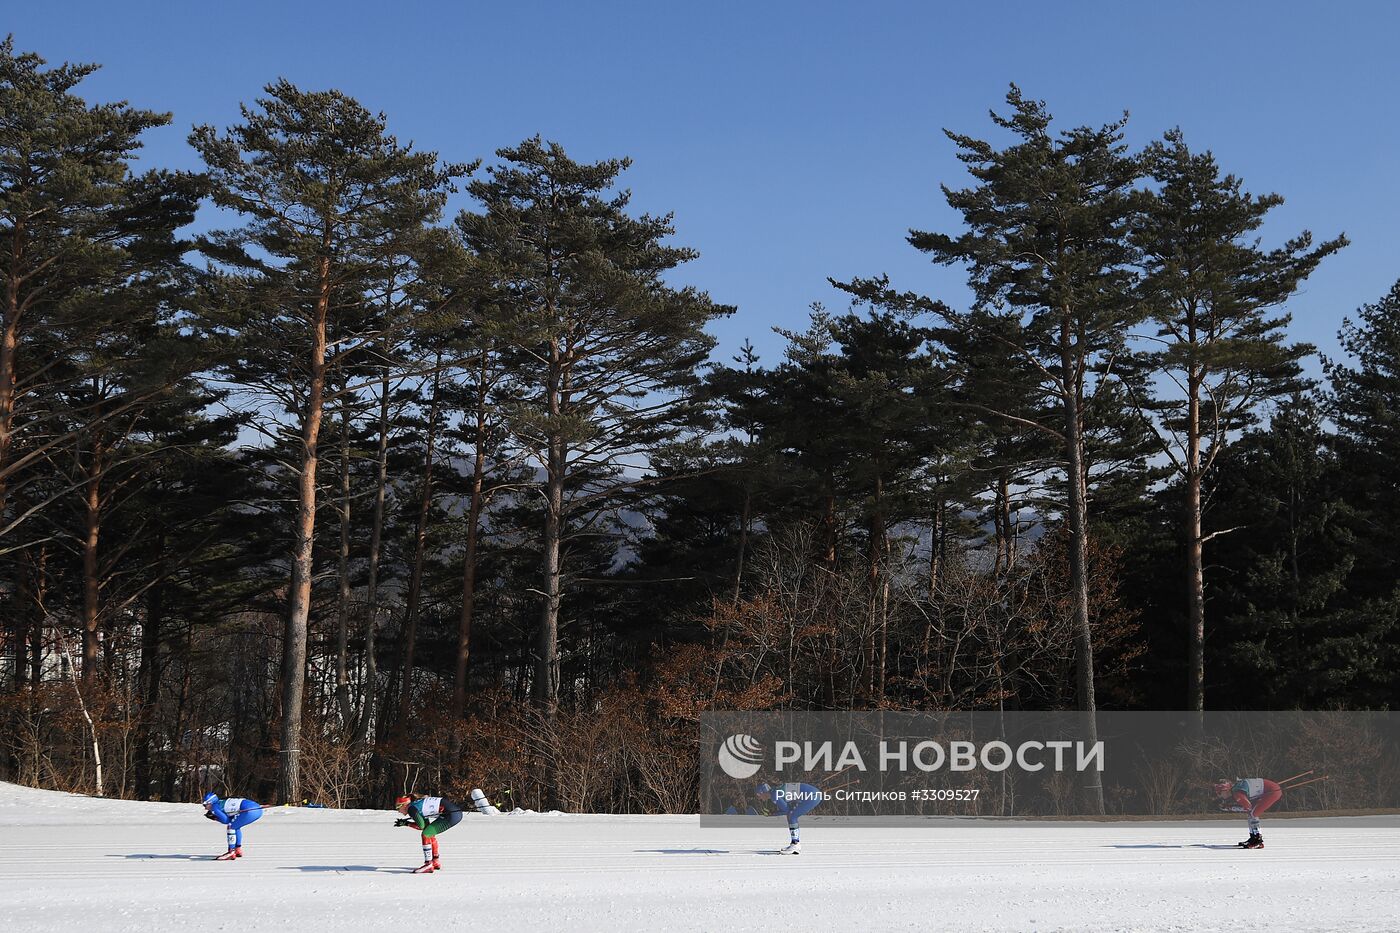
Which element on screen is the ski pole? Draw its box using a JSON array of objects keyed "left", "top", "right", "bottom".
[
  {"left": 206, "top": 804, "right": 286, "bottom": 814},
  {"left": 817, "top": 762, "right": 862, "bottom": 778},
  {"left": 820, "top": 775, "right": 866, "bottom": 795},
  {"left": 204, "top": 803, "right": 329, "bottom": 815},
  {"left": 1278, "top": 769, "right": 1314, "bottom": 786},
  {"left": 1283, "top": 774, "right": 1328, "bottom": 790},
  {"left": 797, "top": 761, "right": 874, "bottom": 800}
]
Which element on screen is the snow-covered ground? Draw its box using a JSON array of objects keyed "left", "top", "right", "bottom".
[{"left": 2, "top": 781, "right": 1397, "bottom": 932}]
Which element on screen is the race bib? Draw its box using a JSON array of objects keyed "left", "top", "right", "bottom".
[
  {"left": 1240, "top": 778, "right": 1264, "bottom": 799},
  {"left": 223, "top": 797, "right": 245, "bottom": 816},
  {"left": 420, "top": 796, "right": 442, "bottom": 819}
]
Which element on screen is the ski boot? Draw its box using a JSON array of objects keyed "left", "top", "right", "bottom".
[
  {"left": 1238, "top": 833, "right": 1264, "bottom": 849},
  {"left": 412, "top": 861, "right": 436, "bottom": 873},
  {"left": 233, "top": 846, "right": 244, "bottom": 858},
  {"left": 778, "top": 842, "right": 802, "bottom": 855},
  {"left": 214, "top": 849, "right": 238, "bottom": 861}
]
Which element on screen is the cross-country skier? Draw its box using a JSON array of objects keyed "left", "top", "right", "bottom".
[
  {"left": 755, "top": 782, "right": 824, "bottom": 854},
  {"left": 1214, "top": 777, "right": 1283, "bottom": 848},
  {"left": 394, "top": 794, "right": 464, "bottom": 873},
  {"left": 202, "top": 792, "right": 262, "bottom": 861}
]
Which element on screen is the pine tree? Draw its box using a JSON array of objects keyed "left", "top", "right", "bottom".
[
  {"left": 1327, "top": 280, "right": 1400, "bottom": 598},
  {"left": 742, "top": 306, "right": 874, "bottom": 568},
  {"left": 935, "top": 309, "right": 1054, "bottom": 577},
  {"left": 457, "top": 138, "right": 730, "bottom": 803},
  {"left": 625, "top": 339, "right": 793, "bottom": 639},
  {"left": 843, "top": 88, "right": 1142, "bottom": 811},
  {"left": 117, "top": 388, "right": 251, "bottom": 798},
  {"left": 1208, "top": 396, "right": 1394, "bottom": 706},
  {"left": 0, "top": 38, "right": 201, "bottom": 547},
  {"left": 803, "top": 308, "right": 944, "bottom": 698},
  {"left": 51, "top": 283, "right": 212, "bottom": 686},
  {"left": 191, "top": 80, "right": 465, "bottom": 802},
  {"left": 1130, "top": 131, "right": 1345, "bottom": 710},
  {"left": 711, "top": 339, "right": 773, "bottom": 603},
  {"left": 431, "top": 235, "right": 530, "bottom": 728}
]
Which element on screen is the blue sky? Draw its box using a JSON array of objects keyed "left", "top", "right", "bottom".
[{"left": 10, "top": 1, "right": 1400, "bottom": 374}]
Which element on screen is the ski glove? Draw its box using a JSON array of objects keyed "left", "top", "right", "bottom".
[
  {"left": 394, "top": 818, "right": 413, "bottom": 827},
  {"left": 204, "top": 811, "right": 220, "bottom": 821}
]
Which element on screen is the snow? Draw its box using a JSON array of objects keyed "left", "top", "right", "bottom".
[{"left": 2, "top": 781, "right": 1398, "bottom": 932}]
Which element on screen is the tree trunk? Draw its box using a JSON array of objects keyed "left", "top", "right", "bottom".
[
  {"left": 355, "top": 368, "right": 391, "bottom": 744},
  {"left": 29, "top": 544, "right": 47, "bottom": 685},
  {"left": 11, "top": 545, "right": 33, "bottom": 690},
  {"left": 1185, "top": 368, "right": 1206, "bottom": 713},
  {"left": 134, "top": 566, "right": 164, "bottom": 799},
  {"left": 819, "top": 476, "right": 838, "bottom": 567},
  {"left": 396, "top": 367, "right": 441, "bottom": 728},
  {"left": 867, "top": 471, "right": 887, "bottom": 701},
  {"left": 878, "top": 546, "right": 890, "bottom": 698},
  {"left": 928, "top": 493, "right": 944, "bottom": 602},
  {"left": 456, "top": 420, "right": 490, "bottom": 717},
  {"left": 731, "top": 485, "right": 752, "bottom": 604},
  {"left": 58, "top": 630, "right": 104, "bottom": 795},
  {"left": 1060, "top": 313, "right": 1102, "bottom": 815},
  {"left": 0, "top": 269, "right": 21, "bottom": 522},
  {"left": 81, "top": 437, "right": 104, "bottom": 687},
  {"left": 534, "top": 346, "right": 565, "bottom": 809},
  {"left": 995, "top": 471, "right": 1015, "bottom": 576},
  {"left": 169, "top": 619, "right": 194, "bottom": 800},
  {"left": 278, "top": 250, "right": 332, "bottom": 804},
  {"left": 535, "top": 435, "right": 564, "bottom": 718},
  {"left": 334, "top": 389, "right": 355, "bottom": 728},
  {"left": 451, "top": 362, "right": 490, "bottom": 723}
]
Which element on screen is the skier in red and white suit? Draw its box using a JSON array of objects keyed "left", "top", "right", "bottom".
[{"left": 1214, "top": 778, "right": 1283, "bottom": 848}]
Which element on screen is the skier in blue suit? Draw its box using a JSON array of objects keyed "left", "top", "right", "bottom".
[
  {"left": 755, "top": 782, "right": 823, "bottom": 854},
  {"left": 202, "top": 792, "right": 263, "bottom": 861}
]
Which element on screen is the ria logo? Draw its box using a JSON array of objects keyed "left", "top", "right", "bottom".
[{"left": 718, "top": 733, "right": 764, "bottom": 779}]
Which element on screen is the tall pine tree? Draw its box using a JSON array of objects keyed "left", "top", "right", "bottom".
[
  {"left": 843, "top": 88, "right": 1142, "bottom": 811},
  {"left": 1, "top": 39, "right": 201, "bottom": 548},
  {"left": 191, "top": 81, "right": 464, "bottom": 802},
  {"left": 1130, "top": 131, "right": 1344, "bottom": 710},
  {"left": 457, "top": 138, "right": 730, "bottom": 803},
  {"left": 1327, "top": 280, "right": 1400, "bottom": 598}
]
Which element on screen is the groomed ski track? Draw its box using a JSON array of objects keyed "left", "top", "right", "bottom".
[{"left": 3, "top": 781, "right": 1397, "bottom": 932}]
